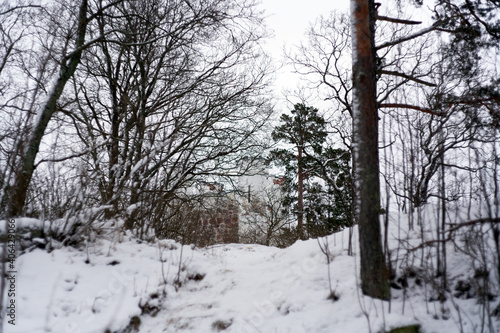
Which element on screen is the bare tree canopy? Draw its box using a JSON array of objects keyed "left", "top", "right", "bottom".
[{"left": 0, "top": 0, "right": 273, "bottom": 237}]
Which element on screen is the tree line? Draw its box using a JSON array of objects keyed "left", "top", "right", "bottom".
[
  {"left": 0, "top": 0, "right": 273, "bottom": 239},
  {"left": 1, "top": 0, "right": 500, "bottom": 319}
]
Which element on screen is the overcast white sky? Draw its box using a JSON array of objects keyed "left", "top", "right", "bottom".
[
  {"left": 258, "top": 0, "right": 351, "bottom": 112},
  {"left": 262, "top": 0, "right": 350, "bottom": 49}
]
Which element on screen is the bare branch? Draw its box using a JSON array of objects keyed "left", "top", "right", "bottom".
[
  {"left": 406, "top": 237, "right": 452, "bottom": 253},
  {"left": 35, "top": 150, "right": 91, "bottom": 167},
  {"left": 376, "top": 15, "right": 422, "bottom": 25},
  {"left": 448, "top": 218, "right": 500, "bottom": 233},
  {"left": 376, "top": 23, "right": 439, "bottom": 50},
  {"left": 379, "top": 69, "right": 437, "bottom": 87},
  {"left": 0, "top": 4, "right": 42, "bottom": 16},
  {"left": 379, "top": 103, "right": 444, "bottom": 116}
]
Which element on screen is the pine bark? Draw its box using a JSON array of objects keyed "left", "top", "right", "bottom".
[
  {"left": 350, "top": 0, "right": 390, "bottom": 300},
  {"left": 297, "top": 145, "right": 305, "bottom": 239}
]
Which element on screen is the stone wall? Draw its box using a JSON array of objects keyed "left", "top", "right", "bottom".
[{"left": 197, "top": 202, "right": 239, "bottom": 246}]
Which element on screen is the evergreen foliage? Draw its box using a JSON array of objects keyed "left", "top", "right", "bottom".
[{"left": 271, "top": 103, "right": 351, "bottom": 239}]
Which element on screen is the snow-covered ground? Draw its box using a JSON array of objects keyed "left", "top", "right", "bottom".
[{"left": 3, "top": 209, "right": 499, "bottom": 333}]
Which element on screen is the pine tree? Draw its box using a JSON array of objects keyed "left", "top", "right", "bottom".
[
  {"left": 271, "top": 103, "right": 351, "bottom": 239},
  {"left": 351, "top": 0, "right": 390, "bottom": 300}
]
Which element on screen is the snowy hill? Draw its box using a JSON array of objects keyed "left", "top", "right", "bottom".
[{"left": 4, "top": 209, "right": 498, "bottom": 333}]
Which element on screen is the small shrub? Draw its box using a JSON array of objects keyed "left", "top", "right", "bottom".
[
  {"left": 120, "top": 315, "right": 141, "bottom": 333},
  {"left": 327, "top": 290, "right": 340, "bottom": 302},
  {"left": 187, "top": 273, "right": 205, "bottom": 281},
  {"left": 274, "top": 227, "right": 299, "bottom": 248},
  {"left": 387, "top": 325, "right": 421, "bottom": 333},
  {"left": 211, "top": 319, "right": 232, "bottom": 331}
]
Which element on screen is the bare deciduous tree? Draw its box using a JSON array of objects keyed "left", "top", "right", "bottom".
[
  {"left": 2, "top": 0, "right": 127, "bottom": 218},
  {"left": 68, "top": 0, "right": 273, "bottom": 234}
]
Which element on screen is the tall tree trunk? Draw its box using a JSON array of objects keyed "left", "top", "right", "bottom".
[
  {"left": 6, "top": 0, "right": 88, "bottom": 217},
  {"left": 297, "top": 145, "right": 305, "bottom": 239},
  {"left": 350, "top": 0, "right": 389, "bottom": 300}
]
